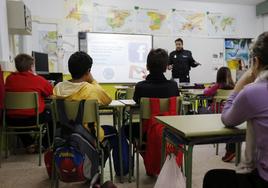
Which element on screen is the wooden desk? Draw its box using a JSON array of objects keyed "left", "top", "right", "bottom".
[
  {"left": 155, "top": 114, "right": 246, "bottom": 188},
  {"left": 180, "top": 89, "right": 209, "bottom": 114},
  {"left": 182, "top": 89, "right": 204, "bottom": 96}
]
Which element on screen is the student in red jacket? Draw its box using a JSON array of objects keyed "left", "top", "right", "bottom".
[{"left": 5, "top": 54, "right": 53, "bottom": 153}]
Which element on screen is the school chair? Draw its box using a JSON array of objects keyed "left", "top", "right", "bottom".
[
  {"left": 50, "top": 99, "right": 113, "bottom": 188},
  {"left": 135, "top": 97, "right": 180, "bottom": 188},
  {"left": 126, "top": 87, "right": 135, "bottom": 99},
  {"left": 213, "top": 89, "right": 233, "bottom": 114},
  {"left": 0, "top": 92, "right": 50, "bottom": 167},
  {"left": 213, "top": 89, "right": 242, "bottom": 165},
  {"left": 213, "top": 89, "right": 233, "bottom": 155}
]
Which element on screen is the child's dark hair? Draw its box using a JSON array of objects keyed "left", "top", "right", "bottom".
[
  {"left": 68, "top": 51, "right": 93, "bottom": 79},
  {"left": 147, "top": 48, "right": 168, "bottom": 73}
]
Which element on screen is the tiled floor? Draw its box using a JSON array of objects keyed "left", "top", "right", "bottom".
[
  {"left": 0, "top": 144, "right": 241, "bottom": 188},
  {"left": 0, "top": 115, "right": 242, "bottom": 188}
]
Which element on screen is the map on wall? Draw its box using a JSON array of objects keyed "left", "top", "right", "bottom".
[
  {"left": 172, "top": 10, "right": 206, "bottom": 36},
  {"left": 32, "top": 21, "right": 77, "bottom": 73},
  {"left": 93, "top": 4, "right": 135, "bottom": 33},
  {"left": 59, "top": 0, "right": 92, "bottom": 35},
  {"left": 135, "top": 8, "right": 171, "bottom": 35},
  {"left": 207, "top": 12, "right": 236, "bottom": 36},
  {"left": 38, "top": 30, "right": 58, "bottom": 72}
]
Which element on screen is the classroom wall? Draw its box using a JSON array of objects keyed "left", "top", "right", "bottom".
[
  {"left": 18, "top": 0, "right": 263, "bottom": 83},
  {"left": 0, "top": 0, "right": 264, "bottom": 84},
  {"left": 0, "top": 0, "right": 10, "bottom": 66}
]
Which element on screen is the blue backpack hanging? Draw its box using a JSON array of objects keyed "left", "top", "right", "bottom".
[{"left": 51, "top": 100, "right": 99, "bottom": 182}]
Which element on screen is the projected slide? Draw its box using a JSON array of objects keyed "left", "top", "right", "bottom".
[{"left": 86, "top": 33, "right": 153, "bottom": 83}]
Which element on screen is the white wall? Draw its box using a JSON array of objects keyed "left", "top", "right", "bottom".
[
  {"left": 0, "top": 0, "right": 10, "bottom": 69},
  {"left": 2, "top": 0, "right": 263, "bottom": 82}
]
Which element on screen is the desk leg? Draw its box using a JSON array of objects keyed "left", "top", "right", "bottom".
[
  {"left": 235, "top": 142, "right": 241, "bottom": 166},
  {"left": 117, "top": 107, "right": 124, "bottom": 183},
  {"left": 183, "top": 145, "right": 187, "bottom": 175},
  {"left": 128, "top": 108, "right": 133, "bottom": 182},
  {"left": 161, "top": 129, "right": 167, "bottom": 168},
  {"left": 186, "top": 145, "right": 194, "bottom": 188},
  {"left": 113, "top": 109, "right": 117, "bottom": 129},
  {"left": 115, "top": 90, "right": 118, "bottom": 100}
]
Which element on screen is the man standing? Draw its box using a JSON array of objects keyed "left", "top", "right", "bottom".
[{"left": 168, "top": 38, "right": 201, "bottom": 82}]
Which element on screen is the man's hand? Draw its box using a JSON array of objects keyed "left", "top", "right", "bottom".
[{"left": 168, "top": 65, "right": 173, "bottom": 70}]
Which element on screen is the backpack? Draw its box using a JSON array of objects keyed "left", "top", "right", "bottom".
[{"left": 45, "top": 99, "right": 100, "bottom": 182}]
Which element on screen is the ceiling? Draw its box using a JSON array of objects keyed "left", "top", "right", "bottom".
[{"left": 184, "top": 0, "right": 265, "bottom": 5}]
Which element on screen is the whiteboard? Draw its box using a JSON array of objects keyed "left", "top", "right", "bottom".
[
  {"left": 86, "top": 33, "right": 153, "bottom": 83},
  {"left": 154, "top": 36, "right": 225, "bottom": 83}
]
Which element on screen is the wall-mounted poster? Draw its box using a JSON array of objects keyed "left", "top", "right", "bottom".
[{"left": 225, "top": 38, "right": 252, "bottom": 70}]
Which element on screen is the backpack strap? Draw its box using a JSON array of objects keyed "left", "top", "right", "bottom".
[
  {"left": 56, "top": 99, "right": 72, "bottom": 129},
  {"left": 56, "top": 99, "right": 86, "bottom": 129},
  {"left": 74, "top": 100, "right": 85, "bottom": 125}
]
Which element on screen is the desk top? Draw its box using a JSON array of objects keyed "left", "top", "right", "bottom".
[
  {"left": 108, "top": 100, "right": 125, "bottom": 107},
  {"left": 114, "top": 86, "right": 129, "bottom": 89},
  {"left": 100, "top": 100, "right": 125, "bottom": 108},
  {"left": 155, "top": 114, "right": 246, "bottom": 138},
  {"left": 119, "top": 99, "right": 137, "bottom": 106},
  {"left": 183, "top": 89, "right": 204, "bottom": 96}
]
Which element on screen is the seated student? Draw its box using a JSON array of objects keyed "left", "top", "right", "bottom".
[
  {"left": 203, "top": 32, "right": 268, "bottom": 188},
  {"left": 130, "top": 48, "right": 181, "bottom": 176},
  {"left": 128, "top": 48, "right": 180, "bottom": 140},
  {"left": 203, "top": 66, "right": 236, "bottom": 162},
  {"left": 5, "top": 53, "right": 53, "bottom": 153},
  {"left": 203, "top": 66, "right": 234, "bottom": 97},
  {"left": 53, "top": 51, "right": 129, "bottom": 176},
  {"left": 133, "top": 48, "right": 179, "bottom": 103}
]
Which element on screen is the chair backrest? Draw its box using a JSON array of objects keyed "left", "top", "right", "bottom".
[
  {"left": 3, "top": 92, "right": 39, "bottom": 126},
  {"left": 4, "top": 92, "right": 39, "bottom": 111},
  {"left": 213, "top": 89, "right": 233, "bottom": 113},
  {"left": 139, "top": 97, "right": 180, "bottom": 120},
  {"left": 126, "top": 87, "right": 135, "bottom": 99},
  {"left": 53, "top": 99, "right": 99, "bottom": 125},
  {"left": 214, "top": 89, "right": 233, "bottom": 102}
]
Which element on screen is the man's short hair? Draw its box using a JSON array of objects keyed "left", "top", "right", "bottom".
[
  {"left": 14, "top": 53, "right": 34, "bottom": 72},
  {"left": 175, "top": 38, "right": 183, "bottom": 44},
  {"left": 147, "top": 48, "right": 168, "bottom": 73},
  {"left": 68, "top": 51, "right": 93, "bottom": 79}
]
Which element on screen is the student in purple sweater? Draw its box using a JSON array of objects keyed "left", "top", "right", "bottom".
[{"left": 203, "top": 32, "right": 268, "bottom": 188}]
